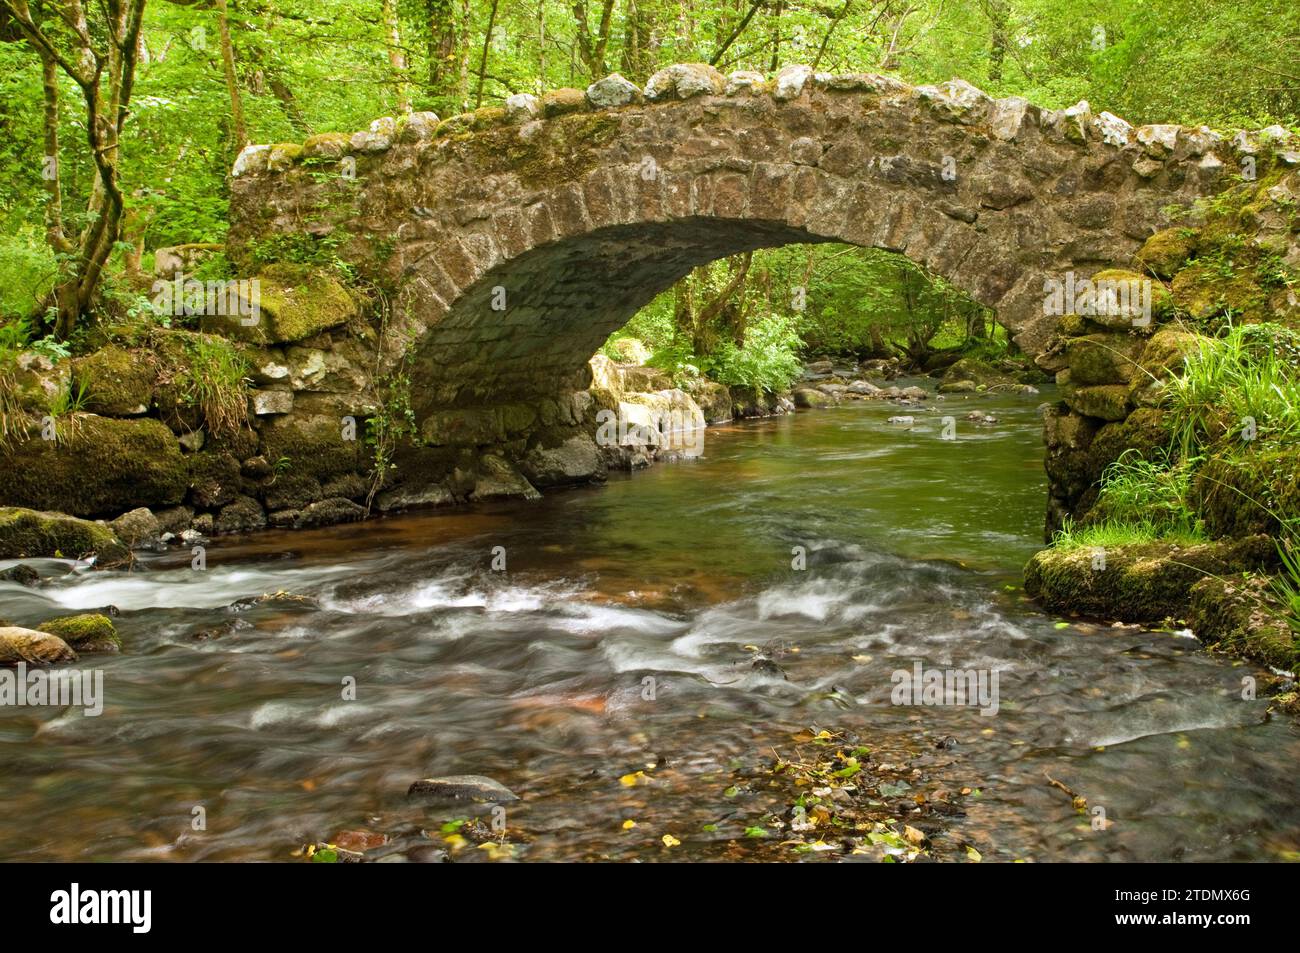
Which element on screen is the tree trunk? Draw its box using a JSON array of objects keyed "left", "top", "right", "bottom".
[
  {"left": 216, "top": 0, "right": 247, "bottom": 152},
  {"left": 382, "top": 0, "right": 411, "bottom": 111}
]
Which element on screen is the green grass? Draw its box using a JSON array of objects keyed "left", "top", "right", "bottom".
[
  {"left": 1051, "top": 518, "right": 1207, "bottom": 552},
  {"left": 179, "top": 336, "right": 250, "bottom": 438},
  {"left": 1270, "top": 529, "right": 1300, "bottom": 635},
  {"left": 1087, "top": 450, "right": 1206, "bottom": 541},
  {"left": 1164, "top": 322, "right": 1300, "bottom": 459}
]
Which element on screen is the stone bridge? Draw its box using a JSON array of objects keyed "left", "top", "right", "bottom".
[{"left": 227, "top": 63, "right": 1257, "bottom": 419}]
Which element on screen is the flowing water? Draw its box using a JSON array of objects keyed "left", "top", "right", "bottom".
[{"left": 2, "top": 383, "right": 1298, "bottom": 862}]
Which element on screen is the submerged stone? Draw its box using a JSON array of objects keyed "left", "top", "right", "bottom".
[{"left": 407, "top": 775, "right": 520, "bottom": 802}]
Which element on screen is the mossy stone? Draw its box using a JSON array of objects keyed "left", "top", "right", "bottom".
[
  {"left": 541, "top": 88, "right": 589, "bottom": 117},
  {"left": 1062, "top": 383, "right": 1131, "bottom": 421},
  {"left": 1134, "top": 227, "right": 1197, "bottom": 278},
  {"left": 0, "top": 417, "right": 188, "bottom": 517},
  {"left": 1192, "top": 445, "right": 1300, "bottom": 537},
  {"left": 259, "top": 414, "right": 365, "bottom": 481},
  {"left": 1085, "top": 268, "right": 1174, "bottom": 326},
  {"left": 200, "top": 264, "right": 357, "bottom": 345},
  {"left": 1187, "top": 575, "right": 1299, "bottom": 671},
  {"left": 73, "top": 346, "right": 155, "bottom": 416},
  {"left": 1170, "top": 260, "right": 1270, "bottom": 322},
  {"left": 301, "top": 133, "right": 352, "bottom": 160},
  {"left": 37, "top": 613, "right": 121, "bottom": 652},
  {"left": 1023, "top": 535, "right": 1276, "bottom": 623},
  {"left": 1065, "top": 333, "right": 1145, "bottom": 386},
  {"left": 0, "top": 507, "right": 129, "bottom": 564}
]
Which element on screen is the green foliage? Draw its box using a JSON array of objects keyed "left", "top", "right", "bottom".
[
  {"left": 699, "top": 314, "right": 805, "bottom": 391},
  {"left": 1089, "top": 450, "right": 1205, "bottom": 540},
  {"left": 0, "top": 229, "right": 56, "bottom": 321},
  {"left": 1164, "top": 323, "right": 1300, "bottom": 458},
  {"left": 364, "top": 366, "right": 422, "bottom": 508}
]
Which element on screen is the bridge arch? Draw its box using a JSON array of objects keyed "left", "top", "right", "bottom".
[{"left": 229, "top": 65, "right": 1243, "bottom": 434}]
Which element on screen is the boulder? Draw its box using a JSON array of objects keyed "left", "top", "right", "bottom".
[
  {"left": 375, "top": 482, "right": 454, "bottom": 513},
  {"left": 472, "top": 454, "right": 541, "bottom": 501},
  {"left": 294, "top": 497, "right": 366, "bottom": 529},
  {"left": 0, "top": 416, "right": 188, "bottom": 518},
  {"left": 1187, "top": 575, "right": 1299, "bottom": 671},
  {"left": 0, "top": 507, "right": 129, "bottom": 564},
  {"left": 1134, "top": 227, "right": 1197, "bottom": 278},
  {"left": 109, "top": 507, "right": 162, "bottom": 548},
  {"left": 586, "top": 73, "right": 642, "bottom": 108},
  {"left": 0, "top": 626, "right": 76, "bottom": 665},
  {"left": 37, "top": 613, "right": 120, "bottom": 652},
  {"left": 214, "top": 495, "right": 267, "bottom": 535},
  {"left": 793, "top": 387, "right": 835, "bottom": 408},
  {"left": 521, "top": 433, "right": 605, "bottom": 486},
  {"left": 200, "top": 264, "right": 358, "bottom": 345},
  {"left": 1024, "top": 535, "right": 1277, "bottom": 623},
  {"left": 72, "top": 346, "right": 154, "bottom": 416}
]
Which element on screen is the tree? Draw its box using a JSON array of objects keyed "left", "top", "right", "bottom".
[{"left": 1, "top": 0, "right": 148, "bottom": 339}]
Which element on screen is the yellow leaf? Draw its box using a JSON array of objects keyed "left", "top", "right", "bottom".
[
  {"left": 443, "top": 833, "right": 468, "bottom": 850},
  {"left": 622, "top": 819, "right": 637, "bottom": 830},
  {"left": 619, "top": 771, "right": 647, "bottom": 787},
  {"left": 662, "top": 834, "right": 680, "bottom": 848}
]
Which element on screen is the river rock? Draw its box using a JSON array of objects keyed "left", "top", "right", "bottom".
[
  {"left": 375, "top": 482, "right": 455, "bottom": 513},
  {"left": 472, "top": 454, "right": 541, "bottom": 501},
  {"left": 0, "top": 564, "right": 40, "bottom": 587},
  {"left": 110, "top": 507, "right": 162, "bottom": 548},
  {"left": 0, "top": 507, "right": 129, "bottom": 565},
  {"left": 0, "top": 626, "right": 77, "bottom": 665},
  {"left": 214, "top": 495, "right": 267, "bottom": 535},
  {"left": 294, "top": 497, "right": 365, "bottom": 529},
  {"left": 521, "top": 433, "right": 605, "bottom": 486},
  {"left": 793, "top": 387, "right": 834, "bottom": 409},
  {"left": 407, "top": 775, "right": 520, "bottom": 802},
  {"left": 37, "top": 613, "right": 121, "bottom": 652}
]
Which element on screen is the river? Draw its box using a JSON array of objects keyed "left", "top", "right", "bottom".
[{"left": 2, "top": 383, "right": 1298, "bottom": 862}]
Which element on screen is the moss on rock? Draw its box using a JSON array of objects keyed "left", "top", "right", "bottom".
[
  {"left": 1191, "top": 444, "right": 1300, "bottom": 537},
  {"left": 1171, "top": 259, "right": 1270, "bottom": 322},
  {"left": 1082, "top": 268, "right": 1174, "bottom": 327},
  {"left": 301, "top": 133, "right": 352, "bottom": 160},
  {"left": 200, "top": 263, "right": 358, "bottom": 345},
  {"left": 73, "top": 346, "right": 155, "bottom": 416},
  {"left": 1134, "top": 227, "right": 1198, "bottom": 279},
  {"left": 1062, "top": 382, "right": 1132, "bottom": 421},
  {"left": 540, "top": 88, "right": 589, "bottom": 117},
  {"left": 1186, "top": 575, "right": 1298, "bottom": 671},
  {"left": 1023, "top": 534, "right": 1277, "bottom": 623},
  {"left": 37, "top": 613, "right": 121, "bottom": 652},
  {"left": 0, "top": 507, "right": 129, "bottom": 563},
  {"left": 0, "top": 416, "right": 187, "bottom": 518},
  {"left": 460, "top": 111, "right": 622, "bottom": 190},
  {"left": 1065, "top": 333, "right": 1146, "bottom": 386},
  {"left": 259, "top": 413, "right": 365, "bottom": 482}
]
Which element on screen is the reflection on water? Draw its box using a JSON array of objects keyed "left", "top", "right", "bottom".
[{"left": 2, "top": 383, "right": 1298, "bottom": 862}]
